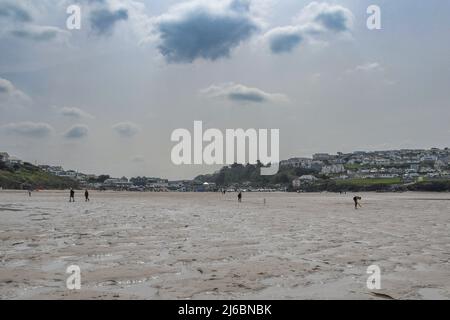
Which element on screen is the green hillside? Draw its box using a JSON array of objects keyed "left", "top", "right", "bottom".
[{"left": 0, "top": 162, "right": 78, "bottom": 190}]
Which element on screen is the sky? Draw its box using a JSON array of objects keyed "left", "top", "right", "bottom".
[{"left": 0, "top": 0, "right": 449, "bottom": 180}]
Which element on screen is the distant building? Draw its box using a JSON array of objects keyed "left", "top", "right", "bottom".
[
  {"left": 168, "top": 181, "right": 187, "bottom": 190},
  {"left": 103, "top": 178, "right": 133, "bottom": 189},
  {"left": 421, "top": 155, "right": 437, "bottom": 162},
  {"left": 280, "top": 157, "right": 312, "bottom": 168},
  {"left": 202, "top": 182, "right": 216, "bottom": 192},
  {"left": 313, "top": 153, "right": 332, "bottom": 161},
  {"left": 147, "top": 179, "right": 169, "bottom": 189},
  {"left": 321, "top": 164, "right": 345, "bottom": 175},
  {"left": 299, "top": 175, "right": 318, "bottom": 181},
  {"left": 435, "top": 160, "right": 447, "bottom": 170},
  {"left": 58, "top": 170, "right": 77, "bottom": 178},
  {"left": 0, "top": 152, "right": 10, "bottom": 163},
  {"left": 292, "top": 178, "right": 301, "bottom": 188},
  {"left": 8, "top": 156, "right": 23, "bottom": 165},
  {"left": 310, "top": 161, "right": 324, "bottom": 171},
  {"left": 292, "top": 175, "right": 318, "bottom": 188}
]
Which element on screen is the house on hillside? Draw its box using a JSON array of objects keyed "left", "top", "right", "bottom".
[
  {"left": 313, "top": 153, "right": 333, "bottom": 161},
  {"left": 0, "top": 152, "right": 10, "bottom": 163},
  {"left": 321, "top": 164, "right": 345, "bottom": 175},
  {"left": 292, "top": 175, "right": 318, "bottom": 188},
  {"left": 8, "top": 156, "right": 23, "bottom": 165},
  {"left": 280, "top": 157, "right": 313, "bottom": 168}
]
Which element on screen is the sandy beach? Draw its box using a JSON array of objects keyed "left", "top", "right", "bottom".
[{"left": 0, "top": 190, "right": 449, "bottom": 300}]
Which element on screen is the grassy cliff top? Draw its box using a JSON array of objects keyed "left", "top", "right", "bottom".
[{"left": 0, "top": 162, "right": 78, "bottom": 190}]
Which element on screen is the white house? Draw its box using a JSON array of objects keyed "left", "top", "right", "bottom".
[
  {"left": 321, "top": 164, "right": 345, "bottom": 175},
  {"left": 293, "top": 175, "right": 318, "bottom": 188},
  {"left": 103, "top": 178, "right": 133, "bottom": 188},
  {"left": 292, "top": 178, "right": 301, "bottom": 188},
  {"left": 301, "top": 175, "right": 317, "bottom": 181}
]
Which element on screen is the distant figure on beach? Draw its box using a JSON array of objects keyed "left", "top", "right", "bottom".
[
  {"left": 353, "top": 196, "right": 362, "bottom": 209},
  {"left": 238, "top": 191, "right": 242, "bottom": 203},
  {"left": 28, "top": 189, "right": 32, "bottom": 197},
  {"left": 69, "top": 188, "right": 75, "bottom": 202},
  {"left": 85, "top": 189, "right": 89, "bottom": 202}
]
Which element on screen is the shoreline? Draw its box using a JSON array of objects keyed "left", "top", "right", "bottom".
[{"left": 1, "top": 189, "right": 450, "bottom": 194}]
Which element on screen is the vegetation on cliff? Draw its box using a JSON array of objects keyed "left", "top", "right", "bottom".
[{"left": 0, "top": 161, "right": 78, "bottom": 190}]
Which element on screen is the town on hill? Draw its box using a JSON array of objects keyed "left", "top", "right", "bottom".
[{"left": 1, "top": 148, "right": 450, "bottom": 192}]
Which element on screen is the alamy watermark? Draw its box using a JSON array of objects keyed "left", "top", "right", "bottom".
[
  {"left": 66, "top": 5, "right": 81, "bottom": 30},
  {"left": 170, "top": 121, "right": 279, "bottom": 175},
  {"left": 366, "top": 265, "right": 381, "bottom": 290},
  {"left": 66, "top": 265, "right": 81, "bottom": 290},
  {"left": 367, "top": 5, "right": 382, "bottom": 30}
]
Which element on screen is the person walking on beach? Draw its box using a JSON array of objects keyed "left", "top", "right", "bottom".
[
  {"left": 353, "top": 196, "right": 362, "bottom": 209},
  {"left": 84, "top": 189, "right": 90, "bottom": 202},
  {"left": 69, "top": 188, "right": 75, "bottom": 202},
  {"left": 238, "top": 191, "right": 242, "bottom": 203}
]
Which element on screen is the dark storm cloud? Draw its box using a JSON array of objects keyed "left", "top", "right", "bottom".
[
  {"left": 90, "top": 8, "right": 129, "bottom": 35},
  {"left": 0, "top": 2, "right": 32, "bottom": 23},
  {"left": 155, "top": 0, "right": 260, "bottom": 63},
  {"left": 315, "top": 10, "right": 350, "bottom": 32},
  {"left": 266, "top": 28, "right": 303, "bottom": 54}
]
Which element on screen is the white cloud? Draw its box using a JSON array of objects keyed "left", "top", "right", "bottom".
[
  {"left": 201, "top": 82, "right": 289, "bottom": 104},
  {"left": 346, "top": 62, "right": 385, "bottom": 74},
  {"left": 0, "top": 121, "right": 53, "bottom": 137},
  {"left": 354, "top": 62, "right": 384, "bottom": 72},
  {"left": 295, "top": 1, "right": 354, "bottom": 31},
  {"left": 10, "top": 25, "right": 69, "bottom": 42},
  {"left": 64, "top": 124, "right": 89, "bottom": 139},
  {"left": 58, "top": 107, "right": 95, "bottom": 119},
  {"left": 0, "top": 77, "right": 31, "bottom": 107},
  {"left": 112, "top": 121, "right": 141, "bottom": 137},
  {"left": 264, "top": 2, "right": 354, "bottom": 54},
  {"left": 0, "top": 1, "right": 69, "bottom": 43},
  {"left": 264, "top": 26, "right": 304, "bottom": 54}
]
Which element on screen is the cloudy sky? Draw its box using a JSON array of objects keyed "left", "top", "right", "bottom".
[{"left": 0, "top": 0, "right": 449, "bottom": 179}]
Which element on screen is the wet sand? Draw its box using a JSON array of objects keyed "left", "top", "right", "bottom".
[{"left": 0, "top": 191, "right": 449, "bottom": 300}]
